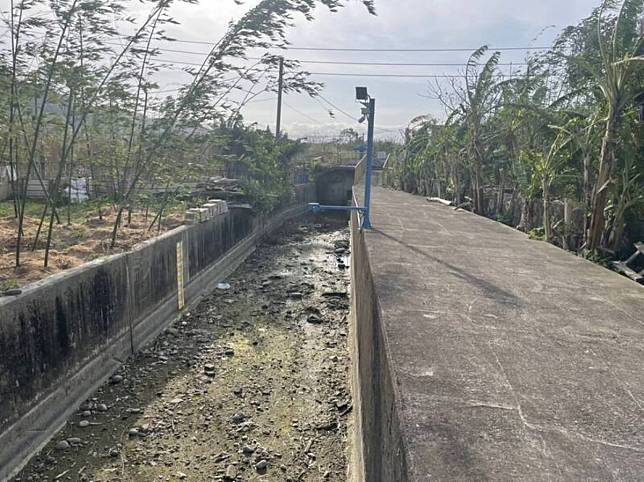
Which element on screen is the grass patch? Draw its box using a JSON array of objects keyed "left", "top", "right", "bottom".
[
  {"left": 0, "top": 201, "right": 16, "bottom": 218},
  {"left": 1, "top": 196, "right": 187, "bottom": 222},
  {"left": 0, "top": 200, "right": 42, "bottom": 218},
  {"left": 0, "top": 278, "right": 20, "bottom": 291},
  {"left": 528, "top": 227, "right": 545, "bottom": 241},
  {"left": 70, "top": 225, "right": 90, "bottom": 241}
]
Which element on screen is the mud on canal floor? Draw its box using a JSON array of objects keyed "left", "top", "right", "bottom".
[{"left": 13, "top": 218, "right": 353, "bottom": 482}]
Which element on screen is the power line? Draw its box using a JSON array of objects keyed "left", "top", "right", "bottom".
[
  {"left": 313, "top": 94, "right": 404, "bottom": 133},
  {"left": 0, "top": 25, "right": 551, "bottom": 53},
  {"left": 152, "top": 74, "right": 248, "bottom": 91},
  {"left": 280, "top": 46, "right": 550, "bottom": 52},
  {"left": 154, "top": 59, "right": 267, "bottom": 78},
  {"left": 247, "top": 96, "right": 278, "bottom": 104},
  {"left": 158, "top": 38, "right": 215, "bottom": 46},
  {"left": 375, "top": 126, "right": 404, "bottom": 134},
  {"left": 279, "top": 59, "right": 527, "bottom": 67},
  {"left": 155, "top": 87, "right": 182, "bottom": 94},
  {"left": 307, "top": 72, "right": 515, "bottom": 78},
  {"left": 6, "top": 28, "right": 552, "bottom": 54},
  {"left": 147, "top": 58, "right": 525, "bottom": 77},
  {"left": 105, "top": 42, "right": 530, "bottom": 66},
  {"left": 155, "top": 58, "right": 522, "bottom": 80},
  {"left": 283, "top": 101, "right": 324, "bottom": 125},
  {"left": 316, "top": 94, "right": 357, "bottom": 122},
  {"left": 313, "top": 97, "right": 334, "bottom": 118},
  {"left": 105, "top": 41, "right": 531, "bottom": 68},
  {"left": 112, "top": 32, "right": 551, "bottom": 51},
  {"left": 314, "top": 95, "right": 407, "bottom": 134},
  {"left": 155, "top": 58, "right": 212, "bottom": 66},
  {"left": 152, "top": 38, "right": 550, "bottom": 52}
]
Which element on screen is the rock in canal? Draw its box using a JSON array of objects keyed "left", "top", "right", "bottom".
[
  {"left": 109, "top": 374, "right": 123, "bottom": 384},
  {"left": 55, "top": 440, "right": 70, "bottom": 451},
  {"left": 306, "top": 314, "right": 323, "bottom": 324},
  {"left": 231, "top": 412, "right": 247, "bottom": 424},
  {"left": 224, "top": 465, "right": 237, "bottom": 480}
]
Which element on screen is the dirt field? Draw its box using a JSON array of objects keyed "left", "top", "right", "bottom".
[
  {"left": 12, "top": 219, "right": 352, "bottom": 482},
  {"left": 0, "top": 200, "right": 184, "bottom": 289}
]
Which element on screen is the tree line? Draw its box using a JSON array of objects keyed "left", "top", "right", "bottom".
[
  {"left": 387, "top": 0, "right": 643, "bottom": 260},
  {"left": 0, "top": 0, "right": 376, "bottom": 269}
]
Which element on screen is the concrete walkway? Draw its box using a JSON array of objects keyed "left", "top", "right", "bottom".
[{"left": 362, "top": 187, "right": 644, "bottom": 481}]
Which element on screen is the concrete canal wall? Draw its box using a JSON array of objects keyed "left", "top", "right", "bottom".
[{"left": 0, "top": 184, "right": 315, "bottom": 480}]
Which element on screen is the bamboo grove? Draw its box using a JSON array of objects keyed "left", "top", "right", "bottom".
[
  {"left": 0, "top": 0, "right": 376, "bottom": 269},
  {"left": 387, "top": 0, "right": 644, "bottom": 260}
]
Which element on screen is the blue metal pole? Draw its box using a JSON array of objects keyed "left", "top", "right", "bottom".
[{"left": 362, "top": 97, "right": 375, "bottom": 229}]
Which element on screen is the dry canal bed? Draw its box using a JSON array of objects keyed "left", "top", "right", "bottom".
[{"left": 13, "top": 218, "right": 352, "bottom": 482}]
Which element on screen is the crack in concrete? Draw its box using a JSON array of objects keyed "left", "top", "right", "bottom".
[
  {"left": 464, "top": 402, "right": 516, "bottom": 411},
  {"left": 596, "top": 297, "right": 644, "bottom": 328},
  {"left": 488, "top": 342, "right": 644, "bottom": 454},
  {"left": 587, "top": 346, "right": 644, "bottom": 413}
]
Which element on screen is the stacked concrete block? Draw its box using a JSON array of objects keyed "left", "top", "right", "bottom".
[
  {"left": 184, "top": 200, "right": 228, "bottom": 224},
  {"left": 185, "top": 207, "right": 210, "bottom": 224},
  {"left": 184, "top": 210, "right": 198, "bottom": 225},
  {"left": 196, "top": 208, "right": 210, "bottom": 222},
  {"left": 208, "top": 199, "right": 229, "bottom": 215},
  {"left": 202, "top": 202, "right": 218, "bottom": 218}
]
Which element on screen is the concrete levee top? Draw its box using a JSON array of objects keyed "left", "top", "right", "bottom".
[{"left": 362, "top": 187, "right": 644, "bottom": 481}]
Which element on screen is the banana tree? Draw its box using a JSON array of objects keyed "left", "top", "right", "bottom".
[
  {"left": 462, "top": 46, "right": 501, "bottom": 214},
  {"left": 608, "top": 123, "right": 644, "bottom": 251},
  {"left": 586, "top": 0, "right": 644, "bottom": 252},
  {"left": 536, "top": 125, "right": 575, "bottom": 242}
]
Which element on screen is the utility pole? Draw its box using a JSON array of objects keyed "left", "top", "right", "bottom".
[
  {"left": 362, "top": 97, "right": 375, "bottom": 229},
  {"left": 276, "top": 56, "right": 284, "bottom": 138}
]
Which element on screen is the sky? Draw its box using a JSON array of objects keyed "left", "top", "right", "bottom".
[
  {"left": 151, "top": 0, "right": 602, "bottom": 140},
  {"left": 0, "top": 0, "right": 604, "bottom": 140}
]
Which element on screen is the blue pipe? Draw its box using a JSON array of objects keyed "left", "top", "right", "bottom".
[{"left": 308, "top": 203, "right": 366, "bottom": 213}]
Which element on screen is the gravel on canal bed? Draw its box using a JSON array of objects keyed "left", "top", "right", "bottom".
[{"left": 13, "top": 219, "right": 353, "bottom": 482}]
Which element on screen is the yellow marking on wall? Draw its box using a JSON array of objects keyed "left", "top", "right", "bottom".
[{"left": 177, "top": 241, "right": 185, "bottom": 310}]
